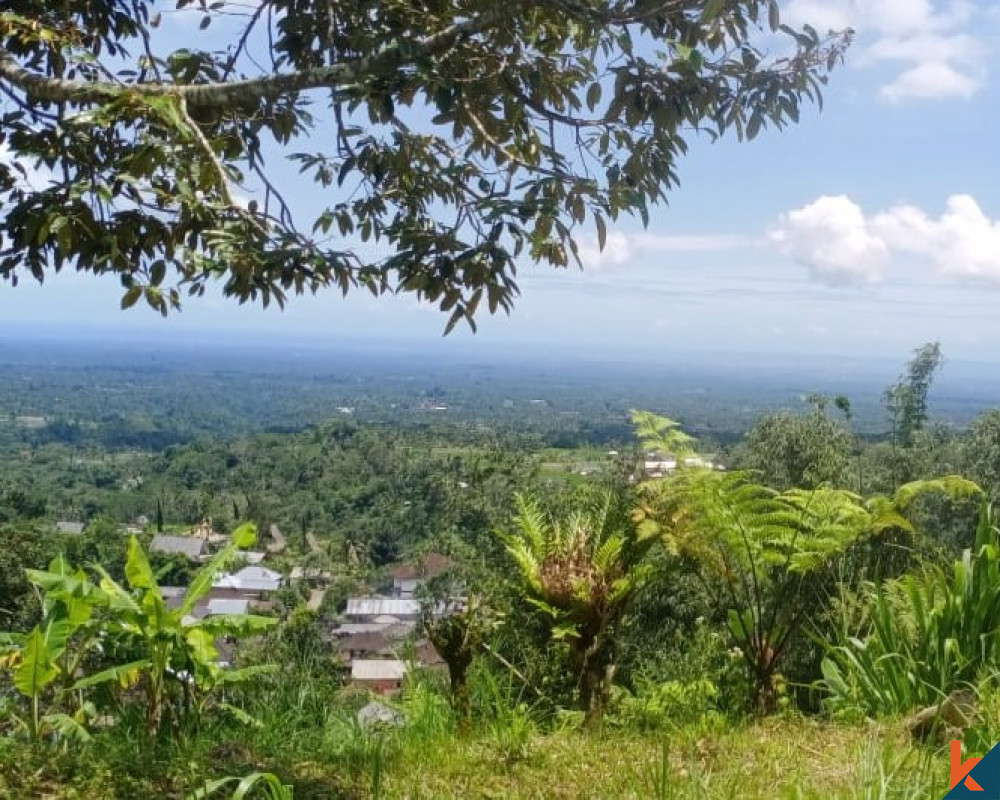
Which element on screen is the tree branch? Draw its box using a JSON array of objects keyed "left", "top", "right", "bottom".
[{"left": 0, "top": 9, "right": 508, "bottom": 109}]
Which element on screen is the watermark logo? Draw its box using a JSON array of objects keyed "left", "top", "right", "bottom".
[{"left": 947, "top": 740, "right": 1000, "bottom": 798}]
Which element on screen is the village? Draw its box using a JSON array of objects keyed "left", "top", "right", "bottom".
[{"left": 49, "top": 517, "right": 456, "bottom": 697}]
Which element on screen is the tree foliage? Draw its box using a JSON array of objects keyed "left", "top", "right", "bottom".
[
  {"left": 0, "top": 1, "right": 848, "bottom": 329},
  {"left": 499, "top": 491, "right": 653, "bottom": 724},
  {"left": 634, "top": 464, "right": 981, "bottom": 712},
  {"left": 736, "top": 405, "right": 853, "bottom": 490},
  {"left": 884, "top": 341, "right": 943, "bottom": 450}
]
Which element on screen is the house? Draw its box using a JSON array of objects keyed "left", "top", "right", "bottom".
[
  {"left": 643, "top": 459, "right": 678, "bottom": 478},
  {"left": 161, "top": 586, "right": 187, "bottom": 611},
  {"left": 337, "top": 630, "right": 394, "bottom": 661},
  {"left": 212, "top": 566, "right": 283, "bottom": 598},
  {"left": 241, "top": 551, "right": 267, "bottom": 565},
  {"left": 390, "top": 553, "right": 454, "bottom": 597},
  {"left": 150, "top": 534, "right": 205, "bottom": 560},
  {"left": 643, "top": 456, "right": 720, "bottom": 479},
  {"left": 55, "top": 520, "right": 85, "bottom": 535},
  {"left": 416, "top": 640, "right": 447, "bottom": 670},
  {"left": 351, "top": 659, "right": 408, "bottom": 694},
  {"left": 205, "top": 597, "right": 251, "bottom": 616},
  {"left": 345, "top": 596, "right": 420, "bottom": 623}
]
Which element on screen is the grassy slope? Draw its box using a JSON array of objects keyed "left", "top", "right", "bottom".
[
  {"left": 0, "top": 718, "right": 953, "bottom": 799},
  {"left": 382, "top": 720, "right": 948, "bottom": 799}
]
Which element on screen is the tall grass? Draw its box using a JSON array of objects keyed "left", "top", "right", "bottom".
[{"left": 821, "top": 504, "right": 1000, "bottom": 715}]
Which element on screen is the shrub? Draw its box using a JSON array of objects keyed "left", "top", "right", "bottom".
[{"left": 821, "top": 505, "right": 1000, "bottom": 716}]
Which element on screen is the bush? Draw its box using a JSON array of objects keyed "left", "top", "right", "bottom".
[
  {"left": 820, "top": 505, "right": 1000, "bottom": 716},
  {"left": 607, "top": 678, "right": 724, "bottom": 732}
]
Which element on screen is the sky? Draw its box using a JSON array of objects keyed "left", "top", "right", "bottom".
[{"left": 2, "top": 0, "right": 1000, "bottom": 363}]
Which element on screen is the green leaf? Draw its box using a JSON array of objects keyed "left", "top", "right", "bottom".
[
  {"left": 595, "top": 213, "right": 607, "bottom": 251},
  {"left": 120, "top": 286, "right": 142, "bottom": 310},
  {"left": 13, "top": 627, "right": 59, "bottom": 699},
  {"left": 41, "top": 713, "right": 92, "bottom": 743},
  {"left": 231, "top": 522, "right": 257, "bottom": 549},
  {"left": 768, "top": 0, "right": 780, "bottom": 32},
  {"left": 586, "top": 82, "right": 602, "bottom": 111},
  {"left": 70, "top": 660, "right": 149, "bottom": 691},
  {"left": 125, "top": 535, "right": 157, "bottom": 591}
]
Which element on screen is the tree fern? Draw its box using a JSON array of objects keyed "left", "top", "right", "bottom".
[{"left": 498, "top": 490, "right": 653, "bottom": 724}]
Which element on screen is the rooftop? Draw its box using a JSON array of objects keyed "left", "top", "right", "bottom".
[
  {"left": 351, "top": 659, "right": 408, "bottom": 682},
  {"left": 55, "top": 521, "right": 85, "bottom": 535},
  {"left": 213, "top": 565, "right": 283, "bottom": 592},
  {"left": 206, "top": 597, "right": 251, "bottom": 616},
  {"left": 390, "top": 553, "right": 455, "bottom": 581},
  {"left": 346, "top": 597, "right": 420, "bottom": 618},
  {"left": 150, "top": 534, "right": 205, "bottom": 559}
]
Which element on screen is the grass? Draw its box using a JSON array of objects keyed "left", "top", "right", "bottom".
[
  {"left": 376, "top": 717, "right": 949, "bottom": 799},
  {"left": 0, "top": 714, "right": 955, "bottom": 799}
]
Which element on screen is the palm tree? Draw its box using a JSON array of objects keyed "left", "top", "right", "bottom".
[{"left": 499, "top": 492, "right": 653, "bottom": 726}]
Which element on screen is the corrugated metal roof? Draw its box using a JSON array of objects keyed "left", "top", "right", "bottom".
[
  {"left": 351, "top": 659, "right": 407, "bottom": 681},
  {"left": 151, "top": 535, "right": 204, "bottom": 558},
  {"left": 346, "top": 597, "right": 420, "bottom": 618},
  {"left": 206, "top": 597, "right": 250, "bottom": 616},
  {"left": 213, "top": 565, "right": 283, "bottom": 592}
]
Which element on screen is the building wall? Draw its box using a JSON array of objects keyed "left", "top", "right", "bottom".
[
  {"left": 355, "top": 678, "right": 402, "bottom": 695},
  {"left": 393, "top": 578, "right": 420, "bottom": 596}
]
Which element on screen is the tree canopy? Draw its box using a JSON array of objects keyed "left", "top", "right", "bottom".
[{"left": 0, "top": 1, "right": 849, "bottom": 330}]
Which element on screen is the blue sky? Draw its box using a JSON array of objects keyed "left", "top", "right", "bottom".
[{"left": 3, "top": 0, "right": 1000, "bottom": 362}]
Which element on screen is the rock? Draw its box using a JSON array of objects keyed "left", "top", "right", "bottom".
[
  {"left": 357, "top": 701, "right": 405, "bottom": 730},
  {"left": 906, "top": 689, "right": 980, "bottom": 743}
]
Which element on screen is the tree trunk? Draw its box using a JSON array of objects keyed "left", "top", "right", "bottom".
[
  {"left": 573, "top": 632, "right": 613, "bottom": 729},
  {"left": 448, "top": 661, "right": 471, "bottom": 735},
  {"left": 752, "top": 669, "right": 777, "bottom": 716}
]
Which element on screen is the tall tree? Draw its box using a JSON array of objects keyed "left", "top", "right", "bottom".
[
  {"left": 0, "top": 2, "right": 849, "bottom": 330},
  {"left": 884, "top": 341, "right": 944, "bottom": 450}
]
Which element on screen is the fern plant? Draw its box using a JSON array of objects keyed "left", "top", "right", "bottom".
[
  {"left": 634, "top": 466, "right": 980, "bottom": 713},
  {"left": 498, "top": 492, "right": 654, "bottom": 725}
]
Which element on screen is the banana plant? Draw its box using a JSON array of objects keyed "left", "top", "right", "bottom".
[
  {"left": 0, "top": 555, "right": 109, "bottom": 740},
  {"left": 0, "top": 523, "right": 277, "bottom": 741},
  {"left": 84, "top": 524, "right": 278, "bottom": 737}
]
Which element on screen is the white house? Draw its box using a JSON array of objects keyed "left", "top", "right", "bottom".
[
  {"left": 345, "top": 596, "right": 421, "bottom": 622},
  {"left": 213, "top": 565, "right": 283, "bottom": 596}
]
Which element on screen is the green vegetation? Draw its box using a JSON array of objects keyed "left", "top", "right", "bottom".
[
  {"left": 3, "top": 341, "right": 1000, "bottom": 797},
  {"left": 0, "top": 2, "right": 848, "bottom": 329}
]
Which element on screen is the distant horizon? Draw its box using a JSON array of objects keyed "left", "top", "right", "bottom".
[{"left": 4, "top": 320, "right": 1000, "bottom": 383}]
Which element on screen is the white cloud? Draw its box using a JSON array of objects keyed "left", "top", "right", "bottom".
[
  {"left": 783, "top": 0, "right": 989, "bottom": 102},
  {"left": 881, "top": 61, "right": 979, "bottom": 101},
  {"left": 577, "top": 231, "right": 633, "bottom": 270},
  {"left": 576, "top": 231, "right": 748, "bottom": 270},
  {"left": 769, "top": 195, "right": 890, "bottom": 284},
  {"left": 772, "top": 194, "right": 1000, "bottom": 284}
]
